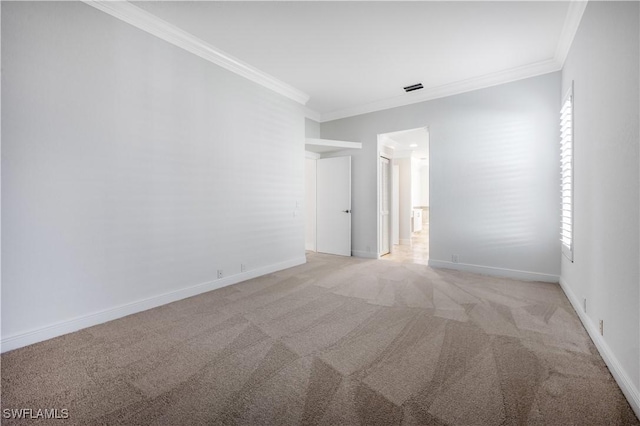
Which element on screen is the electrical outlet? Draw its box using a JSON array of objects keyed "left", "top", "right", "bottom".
[
  {"left": 452, "top": 254, "right": 459, "bottom": 263},
  {"left": 217, "top": 269, "right": 223, "bottom": 279},
  {"left": 241, "top": 264, "right": 246, "bottom": 273},
  {"left": 599, "top": 320, "right": 604, "bottom": 336},
  {"left": 583, "top": 298, "right": 587, "bottom": 313}
]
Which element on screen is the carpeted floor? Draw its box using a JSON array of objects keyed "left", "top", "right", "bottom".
[{"left": 2, "top": 253, "right": 638, "bottom": 425}]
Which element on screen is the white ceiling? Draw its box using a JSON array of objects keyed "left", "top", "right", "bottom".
[{"left": 132, "top": 1, "right": 577, "bottom": 122}]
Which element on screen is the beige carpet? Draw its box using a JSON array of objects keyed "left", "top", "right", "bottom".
[{"left": 2, "top": 253, "right": 637, "bottom": 425}]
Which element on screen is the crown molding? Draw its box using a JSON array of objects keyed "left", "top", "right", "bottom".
[
  {"left": 320, "top": 59, "right": 561, "bottom": 122},
  {"left": 83, "top": 0, "right": 587, "bottom": 122},
  {"left": 554, "top": 0, "right": 588, "bottom": 66},
  {"left": 319, "top": 1, "right": 587, "bottom": 123},
  {"left": 83, "top": 1, "right": 310, "bottom": 106}
]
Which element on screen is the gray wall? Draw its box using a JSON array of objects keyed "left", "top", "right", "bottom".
[
  {"left": 561, "top": 1, "right": 640, "bottom": 392},
  {"left": 305, "top": 118, "right": 320, "bottom": 139},
  {"left": 321, "top": 72, "right": 561, "bottom": 276},
  {"left": 1, "top": 2, "right": 305, "bottom": 343}
]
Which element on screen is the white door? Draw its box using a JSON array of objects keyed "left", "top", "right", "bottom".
[
  {"left": 317, "top": 156, "right": 351, "bottom": 256},
  {"left": 380, "top": 157, "right": 390, "bottom": 255}
]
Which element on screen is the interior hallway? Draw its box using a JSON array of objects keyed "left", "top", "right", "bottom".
[{"left": 382, "top": 207, "right": 429, "bottom": 265}]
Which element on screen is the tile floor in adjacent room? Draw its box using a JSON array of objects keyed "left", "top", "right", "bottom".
[{"left": 381, "top": 208, "right": 429, "bottom": 265}]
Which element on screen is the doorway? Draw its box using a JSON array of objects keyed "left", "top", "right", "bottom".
[
  {"left": 304, "top": 137, "right": 362, "bottom": 256},
  {"left": 377, "top": 127, "right": 430, "bottom": 265}
]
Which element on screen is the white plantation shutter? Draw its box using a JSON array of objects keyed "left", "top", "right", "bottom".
[{"left": 560, "top": 85, "right": 574, "bottom": 261}]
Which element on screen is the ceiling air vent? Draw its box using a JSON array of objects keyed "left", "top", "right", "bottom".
[{"left": 403, "top": 83, "right": 423, "bottom": 93}]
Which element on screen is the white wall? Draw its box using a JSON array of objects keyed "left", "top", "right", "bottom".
[
  {"left": 392, "top": 165, "right": 399, "bottom": 245},
  {"left": 560, "top": 0, "right": 640, "bottom": 412},
  {"left": 411, "top": 157, "right": 421, "bottom": 208},
  {"left": 304, "top": 119, "right": 320, "bottom": 251},
  {"left": 1, "top": 2, "right": 306, "bottom": 349},
  {"left": 321, "top": 72, "right": 561, "bottom": 280},
  {"left": 419, "top": 162, "right": 430, "bottom": 207},
  {"left": 304, "top": 158, "right": 316, "bottom": 251},
  {"left": 411, "top": 155, "right": 430, "bottom": 209},
  {"left": 396, "top": 158, "right": 412, "bottom": 244}
]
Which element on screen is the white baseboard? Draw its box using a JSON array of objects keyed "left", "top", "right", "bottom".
[
  {"left": 399, "top": 239, "right": 411, "bottom": 246},
  {"left": 428, "top": 259, "right": 559, "bottom": 283},
  {"left": 0, "top": 256, "right": 307, "bottom": 353},
  {"left": 351, "top": 250, "right": 378, "bottom": 259},
  {"left": 559, "top": 277, "right": 640, "bottom": 419}
]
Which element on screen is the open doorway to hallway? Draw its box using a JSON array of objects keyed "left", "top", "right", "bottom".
[{"left": 377, "top": 127, "right": 429, "bottom": 265}]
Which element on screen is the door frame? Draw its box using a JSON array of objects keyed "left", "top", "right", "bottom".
[{"left": 376, "top": 138, "right": 394, "bottom": 258}]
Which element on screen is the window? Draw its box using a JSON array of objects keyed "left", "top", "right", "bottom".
[{"left": 560, "top": 84, "right": 574, "bottom": 261}]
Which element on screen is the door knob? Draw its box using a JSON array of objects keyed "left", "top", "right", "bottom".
[{"left": 342, "top": 210, "right": 351, "bottom": 213}]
